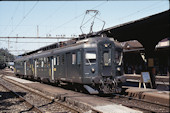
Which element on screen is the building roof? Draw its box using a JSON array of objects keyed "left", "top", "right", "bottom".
[{"left": 121, "top": 40, "right": 143, "bottom": 49}]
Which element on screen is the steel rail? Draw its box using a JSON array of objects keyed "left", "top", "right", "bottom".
[
  {"left": 1, "top": 70, "right": 168, "bottom": 113},
  {"left": 3, "top": 77, "right": 103, "bottom": 113},
  {"left": 94, "top": 95, "right": 154, "bottom": 112},
  {"left": 0, "top": 70, "right": 102, "bottom": 113},
  {"left": 119, "top": 103, "right": 157, "bottom": 113},
  {"left": 0, "top": 83, "right": 43, "bottom": 113},
  {"left": 3, "top": 77, "right": 82, "bottom": 113},
  {"left": 91, "top": 108, "right": 103, "bottom": 113},
  {"left": 0, "top": 73, "right": 156, "bottom": 113},
  {"left": 110, "top": 93, "right": 169, "bottom": 112},
  {"left": 112, "top": 93, "right": 169, "bottom": 107}
]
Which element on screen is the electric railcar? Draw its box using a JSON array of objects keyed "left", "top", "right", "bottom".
[{"left": 14, "top": 37, "right": 125, "bottom": 94}]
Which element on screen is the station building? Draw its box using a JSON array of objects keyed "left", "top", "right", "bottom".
[{"left": 122, "top": 38, "right": 170, "bottom": 76}]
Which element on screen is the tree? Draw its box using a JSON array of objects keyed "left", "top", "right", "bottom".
[{"left": 0, "top": 48, "right": 15, "bottom": 63}]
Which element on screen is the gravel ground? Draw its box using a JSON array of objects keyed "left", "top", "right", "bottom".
[
  {"left": 1, "top": 69, "right": 169, "bottom": 113},
  {"left": 0, "top": 85, "right": 36, "bottom": 113},
  {"left": 0, "top": 78, "right": 81, "bottom": 113}
]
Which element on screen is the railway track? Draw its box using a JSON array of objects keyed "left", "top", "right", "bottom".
[
  {"left": 0, "top": 83, "right": 43, "bottom": 113},
  {"left": 1, "top": 69, "right": 169, "bottom": 113},
  {"left": 0, "top": 68, "right": 14, "bottom": 76},
  {"left": 104, "top": 93, "right": 170, "bottom": 112},
  {"left": 0, "top": 77, "right": 84, "bottom": 113}
]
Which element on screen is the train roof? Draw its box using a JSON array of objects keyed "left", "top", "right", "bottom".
[
  {"left": 15, "top": 37, "right": 122, "bottom": 62},
  {"left": 18, "top": 32, "right": 122, "bottom": 56}
]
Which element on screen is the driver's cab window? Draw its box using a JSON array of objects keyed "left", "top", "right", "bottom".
[
  {"left": 115, "top": 51, "right": 122, "bottom": 64},
  {"left": 103, "top": 50, "right": 111, "bottom": 66},
  {"left": 85, "top": 51, "right": 96, "bottom": 65}
]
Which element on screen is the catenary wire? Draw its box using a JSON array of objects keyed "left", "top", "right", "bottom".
[
  {"left": 43, "top": 1, "right": 108, "bottom": 36},
  {"left": 8, "top": 1, "right": 39, "bottom": 36},
  {"left": 0, "top": 2, "right": 20, "bottom": 35},
  {"left": 109, "top": 0, "right": 165, "bottom": 25}
]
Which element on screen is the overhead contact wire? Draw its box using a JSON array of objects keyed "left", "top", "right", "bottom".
[
  {"left": 8, "top": 1, "right": 39, "bottom": 36},
  {"left": 44, "top": 1, "right": 108, "bottom": 36}
]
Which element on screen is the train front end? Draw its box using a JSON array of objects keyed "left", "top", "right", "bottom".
[{"left": 83, "top": 37, "right": 126, "bottom": 94}]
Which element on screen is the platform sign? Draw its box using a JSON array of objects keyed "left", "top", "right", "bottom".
[
  {"left": 148, "top": 58, "right": 154, "bottom": 67},
  {"left": 139, "top": 72, "right": 153, "bottom": 89},
  {"left": 142, "top": 72, "right": 151, "bottom": 83}
]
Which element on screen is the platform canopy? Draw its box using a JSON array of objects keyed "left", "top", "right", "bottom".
[{"left": 100, "top": 9, "right": 170, "bottom": 58}]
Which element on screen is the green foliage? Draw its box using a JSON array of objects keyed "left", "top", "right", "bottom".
[{"left": 0, "top": 48, "right": 15, "bottom": 63}]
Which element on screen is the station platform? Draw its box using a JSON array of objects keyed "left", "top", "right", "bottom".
[
  {"left": 3, "top": 75, "right": 170, "bottom": 112},
  {"left": 123, "top": 86, "right": 170, "bottom": 106},
  {"left": 124, "top": 74, "right": 170, "bottom": 91},
  {"left": 4, "top": 76, "right": 142, "bottom": 113}
]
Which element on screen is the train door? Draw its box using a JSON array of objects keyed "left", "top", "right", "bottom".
[
  {"left": 98, "top": 42, "right": 114, "bottom": 76},
  {"left": 34, "top": 59, "right": 37, "bottom": 78},
  {"left": 60, "top": 54, "right": 65, "bottom": 79},
  {"left": 75, "top": 50, "right": 83, "bottom": 82},
  {"left": 47, "top": 57, "right": 51, "bottom": 79},
  {"left": 24, "top": 61, "right": 26, "bottom": 75},
  {"left": 51, "top": 56, "right": 54, "bottom": 81},
  {"left": 66, "top": 53, "right": 71, "bottom": 79},
  {"left": 54, "top": 55, "right": 60, "bottom": 79},
  {"left": 30, "top": 59, "right": 33, "bottom": 76},
  {"left": 26, "top": 60, "right": 31, "bottom": 76},
  {"left": 43, "top": 57, "right": 48, "bottom": 78},
  {"left": 77, "top": 51, "right": 82, "bottom": 77}
]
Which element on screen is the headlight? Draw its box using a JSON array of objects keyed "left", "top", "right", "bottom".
[
  {"left": 91, "top": 68, "right": 95, "bottom": 73},
  {"left": 117, "top": 67, "right": 121, "bottom": 71}
]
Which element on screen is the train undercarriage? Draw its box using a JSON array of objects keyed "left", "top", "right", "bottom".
[{"left": 84, "top": 76, "right": 126, "bottom": 94}]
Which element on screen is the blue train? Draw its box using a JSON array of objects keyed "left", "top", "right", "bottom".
[{"left": 14, "top": 36, "right": 126, "bottom": 94}]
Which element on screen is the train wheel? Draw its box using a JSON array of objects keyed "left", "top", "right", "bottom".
[
  {"left": 20, "top": 75, "right": 24, "bottom": 79},
  {"left": 37, "top": 77, "right": 41, "bottom": 82},
  {"left": 55, "top": 80, "right": 59, "bottom": 86},
  {"left": 30, "top": 76, "right": 34, "bottom": 81}
]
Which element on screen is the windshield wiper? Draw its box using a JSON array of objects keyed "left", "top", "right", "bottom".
[{"left": 87, "top": 59, "right": 92, "bottom": 65}]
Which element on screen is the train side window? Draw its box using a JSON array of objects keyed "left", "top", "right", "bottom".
[
  {"left": 43, "top": 57, "right": 46, "bottom": 67},
  {"left": 44, "top": 57, "right": 47, "bottom": 63},
  {"left": 85, "top": 52, "right": 96, "bottom": 65},
  {"left": 61, "top": 55, "right": 64, "bottom": 65},
  {"left": 26, "top": 61, "right": 30, "bottom": 68},
  {"left": 47, "top": 57, "right": 50, "bottom": 62},
  {"left": 47, "top": 57, "right": 50, "bottom": 66},
  {"left": 57, "top": 56, "right": 60, "bottom": 65},
  {"left": 72, "top": 53, "right": 76, "bottom": 64},
  {"left": 41, "top": 61, "right": 44, "bottom": 67},
  {"left": 37, "top": 59, "right": 41, "bottom": 67},
  {"left": 77, "top": 51, "right": 81, "bottom": 65},
  {"left": 20, "top": 62, "right": 22, "bottom": 66},
  {"left": 53, "top": 57, "right": 56, "bottom": 65},
  {"left": 115, "top": 51, "right": 122, "bottom": 64},
  {"left": 21, "top": 62, "right": 24, "bottom": 66}
]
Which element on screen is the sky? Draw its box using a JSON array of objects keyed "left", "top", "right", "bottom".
[{"left": 0, "top": 0, "right": 169, "bottom": 55}]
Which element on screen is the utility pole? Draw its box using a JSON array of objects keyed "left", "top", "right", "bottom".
[
  {"left": 37, "top": 25, "right": 39, "bottom": 38},
  {"left": 8, "top": 37, "right": 9, "bottom": 49},
  {"left": 8, "top": 37, "right": 10, "bottom": 63}
]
